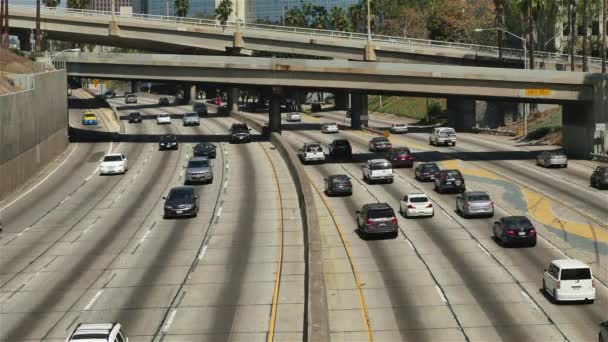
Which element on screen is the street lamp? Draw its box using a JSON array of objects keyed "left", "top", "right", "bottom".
[
  {"left": 475, "top": 27, "right": 529, "bottom": 136},
  {"left": 46, "top": 48, "right": 81, "bottom": 70},
  {"left": 366, "top": 0, "right": 371, "bottom": 43}
]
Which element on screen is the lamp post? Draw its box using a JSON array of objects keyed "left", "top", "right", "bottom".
[
  {"left": 544, "top": 32, "right": 562, "bottom": 51},
  {"left": 46, "top": 48, "right": 81, "bottom": 70},
  {"left": 475, "top": 27, "right": 529, "bottom": 137},
  {"left": 366, "top": 0, "right": 371, "bottom": 43}
]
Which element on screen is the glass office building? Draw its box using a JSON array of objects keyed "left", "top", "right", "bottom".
[
  {"left": 255, "top": 0, "right": 358, "bottom": 23},
  {"left": 133, "top": 0, "right": 216, "bottom": 17}
]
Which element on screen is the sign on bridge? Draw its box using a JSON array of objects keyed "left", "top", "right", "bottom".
[{"left": 525, "top": 89, "right": 552, "bottom": 96}]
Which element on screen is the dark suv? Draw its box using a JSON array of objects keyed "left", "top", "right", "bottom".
[
  {"left": 163, "top": 186, "right": 199, "bottom": 218},
  {"left": 159, "top": 134, "right": 179, "bottom": 150},
  {"left": 590, "top": 166, "right": 608, "bottom": 189},
  {"left": 128, "top": 111, "right": 142, "bottom": 123},
  {"left": 434, "top": 169, "right": 465, "bottom": 194},
  {"left": 415, "top": 162, "right": 440, "bottom": 181},
  {"left": 230, "top": 123, "right": 251, "bottom": 143},
  {"left": 329, "top": 139, "right": 352, "bottom": 160},
  {"left": 324, "top": 174, "right": 352, "bottom": 196},
  {"left": 193, "top": 143, "right": 217, "bottom": 158},
  {"left": 384, "top": 147, "right": 414, "bottom": 168},
  {"left": 356, "top": 203, "right": 399, "bottom": 239}
]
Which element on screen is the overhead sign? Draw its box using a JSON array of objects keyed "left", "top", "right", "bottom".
[{"left": 525, "top": 89, "right": 552, "bottom": 96}]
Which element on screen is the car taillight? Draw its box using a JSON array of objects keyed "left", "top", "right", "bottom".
[
  {"left": 592, "top": 279, "right": 595, "bottom": 288},
  {"left": 529, "top": 229, "right": 536, "bottom": 235},
  {"left": 466, "top": 202, "right": 471, "bottom": 208},
  {"left": 505, "top": 230, "right": 515, "bottom": 236},
  {"left": 407, "top": 204, "right": 415, "bottom": 209},
  {"left": 556, "top": 281, "right": 560, "bottom": 289},
  {"left": 366, "top": 219, "right": 374, "bottom": 225},
  {"left": 426, "top": 203, "right": 433, "bottom": 208},
  {"left": 391, "top": 217, "right": 398, "bottom": 225}
]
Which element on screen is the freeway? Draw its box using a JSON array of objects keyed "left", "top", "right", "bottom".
[
  {"left": 238, "top": 108, "right": 608, "bottom": 341},
  {"left": 0, "top": 94, "right": 304, "bottom": 341}
]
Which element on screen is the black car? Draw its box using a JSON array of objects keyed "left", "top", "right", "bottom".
[
  {"left": 384, "top": 147, "right": 414, "bottom": 168},
  {"left": 159, "top": 97, "right": 170, "bottom": 105},
  {"left": 590, "top": 166, "right": 608, "bottom": 189},
  {"left": 415, "top": 162, "right": 440, "bottom": 181},
  {"left": 329, "top": 139, "right": 352, "bottom": 160},
  {"left": 324, "top": 175, "right": 353, "bottom": 196},
  {"left": 193, "top": 143, "right": 217, "bottom": 159},
  {"left": 368, "top": 137, "right": 392, "bottom": 152},
  {"left": 230, "top": 123, "right": 251, "bottom": 143},
  {"left": 163, "top": 186, "right": 199, "bottom": 218},
  {"left": 128, "top": 112, "right": 142, "bottom": 123},
  {"left": 159, "top": 134, "right": 179, "bottom": 150},
  {"left": 492, "top": 216, "right": 537, "bottom": 247},
  {"left": 434, "top": 169, "right": 465, "bottom": 193},
  {"left": 104, "top": 89, "right": 117, "bottom": 98},
  {"left": 356, "top": 203, "right": 399, "bottom": 239}
]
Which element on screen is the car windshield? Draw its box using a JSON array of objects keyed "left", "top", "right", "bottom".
[
  {"left": 410, "top": 196, "right": 428, "bottom": 203},
  {"left": 84, "top": 114, "right": 95, "bottom": 118},
  {"left": 188, "top": 160, "right": 209, "bottom": 168},
  {"left": 185, "top": 113, "right": 197, "bottom": 118},
  {"left": 371, "top": 162, "right": 392, "bottom": 170},
  {"left": 130, "top": 113, "right": 140, "bottom": 117},
  {"left": 307, "top": 145, "right": 322, "bottom": 152},
  {"left": 393, "top": 149, "right": 410, "bottom": 156},
  {"left": 169, "top": 190, "right": 193, "bottom": 201},
  {"left": 393, "top": 124, "right": 406, "bottom": 127},
  {"left": 233, "top": 125, "right": 248, "bottom": 133},
  {"left": 127, "top": 94, "right": 136, "bottom": 98},
  {"left": 368, "top": 208, "right": 394, "bottom": 219},
  {"left": 445, "top": 170, "right": 461, "bottom": 178},
  {"left": 560, "top": 268, "right": 592, "bottom": 280},
  {"left": 468, "top": 194, "right": 490, "bottom": 201},
  {"left": 421, "top": 164, "right": 439, "bottom": 172},
  {"left": 373, "top": 138, "right": 388, "bottom": 143},
  {"left": 103, "top": 155, "right": 122, "bottom": 162},
  {"left": 439, "top": 129, "right": 455, "bottom": 135},
  {"left": 159, "top": 114, "right": 169, "bottom": 118},
  {"left": 70, "top": 333, "right": 108, "bottom": 340},
  {"left": 196, "top": 144, "right": 213, "bottom": 150},
  {"left": 503, "top": 217, "right": 531, "bottom": 226},
  {"left": 334, "top": 140, "right": 349, "bottom": 146}
]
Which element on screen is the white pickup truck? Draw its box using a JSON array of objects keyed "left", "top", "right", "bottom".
[
  {"left": 430, "top": 127, "right": 457, "bottom": 146},
  {"left": 362, "top": 159, "right": 394, "bottom": 184},
  {"left": 299, "top": 143, "right": 325, "bottom": 164}
]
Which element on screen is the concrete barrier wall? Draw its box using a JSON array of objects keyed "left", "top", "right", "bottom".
[{"left": 0, "top": 71, "right": 69, "bottom": 201}]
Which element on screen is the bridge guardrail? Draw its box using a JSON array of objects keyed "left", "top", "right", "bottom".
[{"left": 10, "top": 4, "right": 602, "bottom": 66}]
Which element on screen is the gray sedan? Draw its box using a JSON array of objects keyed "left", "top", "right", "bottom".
[
  {"left": 456, "top": 191, "right": 494, "bottom": 218},
  {"left": 184, "top": 156, "right": 213, "bottom": 184},
  {"left": 536, "top": 150, "right": 568, "bottom": 168}
]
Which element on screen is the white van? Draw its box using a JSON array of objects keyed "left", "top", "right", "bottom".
[{"left": 543, "top": 259, "right": 595, "bottom": 303}]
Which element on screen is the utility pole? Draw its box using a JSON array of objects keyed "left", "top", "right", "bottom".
[
  {"left": 165, "top": 0, "right": 169, "bottom": 16},
  {"left": 35, "top": 0, "right": 41, "bottom": 53},
  {"left": 2, "top": 0, "right": 8, "bottom": 49},
  {"left": 1, "top": 0, "right": 4, "bottom": 49},
  {"left": 603, "top": 0, "right": 607, "bottom": 72}
]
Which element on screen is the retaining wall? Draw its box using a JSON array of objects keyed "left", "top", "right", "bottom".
[{"left": 0, "top": 70, "right": 69, "bottom": 201}]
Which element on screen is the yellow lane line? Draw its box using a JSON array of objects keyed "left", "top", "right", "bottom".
[
  {"left": 260, "top": 143, "right": 284, "bottom": 342},
  {"left": 305, "top": 173, "right": 374, "bottom": 342}
]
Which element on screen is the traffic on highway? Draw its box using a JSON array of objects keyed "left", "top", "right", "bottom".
[{"left": 0, "top": 89, "right": 606, "bottom": 342}]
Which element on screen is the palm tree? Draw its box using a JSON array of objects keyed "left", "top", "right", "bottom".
[
  {"left": 513, "top": 0, "right": 548, "bottom": 70},
  {"left": 174, "top": 0, "right": 189, "bottom": 17},
  {"left": 284, "top": 7, "right": 306, "bottom": 27},
  {"left": 581, "top": 0, "right": 591, "bottom": 71},
  {"left": 215, "top": 0, "right": 232, "bottom": 25},
  {"left": 43, "top": 0, "right": 61, "bottom": 7},
  {"left": 330, "top": 6, "right": 350, "bottom": 31},
  {"left": 348, "top": 3, "right": 363, "bottom": 32},
  {"left": 568, "top": 0, "right": 578, "bottom": 71},
  {"left": 493, "top": 0, "right": 505, "bottom": 60}
]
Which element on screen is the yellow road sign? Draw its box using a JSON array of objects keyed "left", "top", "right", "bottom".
[
  {"left": 92, "top": 79, "right": 99, "bottom": 86},
  {"left": 383, "top": 130, "right": 390, "bottom": 138},
  {"left": 525, "top": 89, "right": 551, "bottom": 96}
]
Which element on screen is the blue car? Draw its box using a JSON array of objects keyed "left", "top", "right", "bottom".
[{"left": 82, "top": 111, "right": 98, "bottom": 125}]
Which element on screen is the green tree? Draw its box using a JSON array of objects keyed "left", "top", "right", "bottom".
[
  {"left": 43, "top": 0, "right": 60, "bottom": 7},
  {"left": 215, "top": 0, "right": 232, "bottom": 25},
  {"left": 174, "top": 0, "right": 189, "bottom": 17},
  {"left": 285, "top": 7, "right": 306, "bottom": 27},
  {"left": 329, "top": 6, "right": 351, "bottom": 31},
  {"left": 192, "top": 12, "right": 215, "bottom": 19},
  {"left": 512, "top": 0, "right": 548, "bottom": 69},
  {"left": 348, "top": 3, "right": 364, "bottom": 32},
  {"left": 427, "top": 0, "right": 495, "bottom": 44},
  {"left": 310, "top": 5, "right": 328, "bottom": 29},
  {"left": 66, "top": 0, "right": 88, "bottom": 9}
]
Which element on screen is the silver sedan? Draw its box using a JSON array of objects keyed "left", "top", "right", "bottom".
[
  {"left": 536, "top": 151, "right": 568, "bottom": 168},
  {"left": 456, "top": 191, "right": 494, "bottom": 218}
]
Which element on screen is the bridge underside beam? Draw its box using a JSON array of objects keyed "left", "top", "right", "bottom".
[{"left": 350, "top": 93, "right": 368, "bottom": 129}]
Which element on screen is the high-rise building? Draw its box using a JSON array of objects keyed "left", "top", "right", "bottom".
[
  {"left": 90, "top": 0, "right": 132, "bottom": 12},
  {"left": 255, "top": 0, "right": 358, "bottom": 23}
]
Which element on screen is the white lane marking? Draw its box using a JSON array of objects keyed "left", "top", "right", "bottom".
[
  {"left": 405, "top": 239, "right": 414, "bottom": 250},
  {"left": 216, "top": 207, "right": 223, "bottom": 217},
  {"left": 476, "top": 243, "right": 492, "bottom": 257},
  {"left": 435, "top": 285, "right": 447, "bottom": 303},
  {"left": 82, "top": 219, "right": 99, "bottom": 235},
  {"left": 161, "top": 309, "right": 177, "bottom": 334},
  {"left": 16, "top": 226, "right": 32, "bottom": 237},
  {"left": 520, "top": 291, "right": 540, "bottom": 310},
  {"left": 59, "top": 195, "right": 71, "bottom": 205},
  {"left": 83, "top": 289, "right": 104, "bottom": 311},
  {"left": 115, "top": 193, "right": 123, "bottom": 202},
  {"left": 198, "top": 245, "right": 208, "bottom": 260},
  {"left": 226, "top": 164, "right": 229, "bottom": 170},
  {"left": 0, "top": 145, "right": 79, "bottom": 211},
  {"left": 139, "top": 229, "right": 151, "bottom": 244},
  {"left": 223, "top": 181, "right": 228, "bottom": 190}
]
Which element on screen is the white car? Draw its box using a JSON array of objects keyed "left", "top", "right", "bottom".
[
  {"left": 66, "top": 323, "right": 129, "bottom": 342},
  {"left": 100, "top": 153, "right": 128, "bottom": 175},
  {"left": 157, "top": 113, "right": 171, "bottom": 124},
  {"left": 389, "top": 123, "right": 408, "bottom": 134},
  {"left": 298, "top": 143, "right": 325, "bottom": 164},
  {"left": 362, "top": 159, "right": 394, "bottom": 184},
  {"left": 543, "top": 259, "right": 595, "bottom": 304},
  {"left": 430, "top": 127, "right": 457, "bottom": 146},
  {"left": 286, "top": 112, "right": 302, "bottom": 122},
  {"left": 399, "top": 193, "right": 434, "bottom": 218},
  {"left": 321, "top": 122, "right": 339, "bottom": 133}
]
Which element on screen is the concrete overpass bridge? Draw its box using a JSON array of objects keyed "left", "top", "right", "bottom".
[
  {"left": 7, "top": 4, "right": 604, "bottom": 70},
  {"left": 57, "top": 53, "right": 608, "bottom": 158}
]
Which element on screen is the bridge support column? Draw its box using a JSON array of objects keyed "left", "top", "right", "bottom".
[
  {"left": 269, "top": 88, "right": 282, "bottom": 134},
  {"left": 563, "top": 102, "right": 596, "bottom": 158},
  {"left": 189, "top": 84, "right": 196, "bottom": 104},
  {"left": 13, "top": 28, "right": 32, "bottom": 52},
  {"left": 350, "top": 93, "right": 368, "bottom": 129},
  {"left": 334, "top": 91, "right": 348, "bottom": 110},
  {"left": 130, "top": 80, "right": 137, "bottom": 93},
  {"left": 447, "top": 97, "right": 476, "bottom": 132},
  {"left": 228, "top": 88, "right": 239, "bottom": 112},
  {"left": 183, "top": 84, "right": 192, "bottom": 104}
]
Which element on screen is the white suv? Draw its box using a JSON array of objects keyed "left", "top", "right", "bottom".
[
  {"left": 298, "top": 143, "right": 325, "bottom": 164},
  {"left": 362, "top": 159, "right": 394, "bottom": 184},
  {"left": 430, "top": 127, "right": 457, "bottom": 146},
  {"left": 66, "top": 323, "right": 129, "bottom": 342},
  {"left": 543, "top": 259, "right": 595, "bottom": 304}
]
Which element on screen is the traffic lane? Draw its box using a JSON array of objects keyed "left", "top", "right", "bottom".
[
  {"left": 288, "top": 128, "right": 568, "bottom": 341},
  {"left": 0, "top": 121, "right": 182, "bottom": 340},
  {"left": 388, "top": 162, "right": 607, "bottom": 342},
  {"left": 296, "top": 126, "right": 605, "bottom": 341}
]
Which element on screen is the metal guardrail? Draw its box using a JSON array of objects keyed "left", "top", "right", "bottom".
[{"left": 9, "top": 3, "right": 603, "bottom": 66}]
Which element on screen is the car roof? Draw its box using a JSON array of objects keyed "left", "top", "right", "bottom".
[
  {"left": 169, "top": 186, "right": 194, "bottom": 193},
  {"left": 465, "top": 191, "right": 488, "bottom": 196},
  {"left": 364, "top": 202, "right": 392, "bottom": 210},
  {"left": 391, "top": 147, "right": 411, "bottom": 151},
  {"left": 158, "top": 113, "right": 170, "bottom": 116},
  {"left": 70, "top": 323, "right": 117, "bottom": 340},
  {"left": 189, "top": 156, "right": 209, "bottom": 162},
  {"left": 328, "top": 174, "right": 349, "bottom": 179},
  {"left": 371, "top": 137, "right": 388, "bottom": 140},
  {"left": 436, "top": 127, "right": 454, "bottom": 130},
  {"left": 129, "top": 111, "right": 140, "bottom": 115},
  {"left": 551, "top": 259, "right": 590, "bottom": 269},
  {"left": 305, "top": 142, "right": 321, "bottom": 146},
  {"left": 104, "top": 153, "right": 123, "bottom": 158},
  {"left": 406, "top": 193, "right": 428, "bottom": 198},
  {"left": 369, "top": 159, "right": 391, "bottom": 163},
  {"left": 84, "top": 111, "right": 96, "bottom": 115}
]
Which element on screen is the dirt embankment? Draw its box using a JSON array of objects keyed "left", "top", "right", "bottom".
[{"left": 1, "top": 49, "right": 36, "bottom": 94}]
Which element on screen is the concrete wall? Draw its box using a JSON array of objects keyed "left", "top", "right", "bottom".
[{"left": 0, "top": 71, "right": 69, "bottom": 201}]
